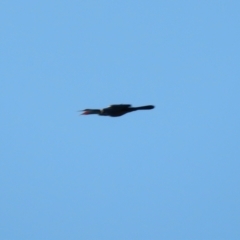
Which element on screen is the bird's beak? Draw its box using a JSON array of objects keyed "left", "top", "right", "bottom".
[{"left": 81, "top": 111, "right": 90, "bottom": 115}]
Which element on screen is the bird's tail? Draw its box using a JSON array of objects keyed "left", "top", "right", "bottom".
[{"left": 133, "top": 105, "right": 155, "bottom": 110}]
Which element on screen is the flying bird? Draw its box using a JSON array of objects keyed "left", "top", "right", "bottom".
[{"left": 80, "top": 104, "right": 155, "bottom": 117}]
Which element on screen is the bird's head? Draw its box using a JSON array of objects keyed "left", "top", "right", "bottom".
[{"left": 80, "top": 109, "right": 101, "bottom": 115}]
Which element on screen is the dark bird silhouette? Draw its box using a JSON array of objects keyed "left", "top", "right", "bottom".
[{"left": 80, "top": 104, "right": 155, "bottom": 117}]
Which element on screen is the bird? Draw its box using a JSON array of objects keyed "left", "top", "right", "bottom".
[{"left": 80, "top": 104, "right": 155, "bottom": 117}]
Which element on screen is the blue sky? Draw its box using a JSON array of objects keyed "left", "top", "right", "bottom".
[{"left": 1, "top": 1, "right": 240, "bottom": 239}]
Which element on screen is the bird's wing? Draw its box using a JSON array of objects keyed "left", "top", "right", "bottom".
[{"left": 109, "top": 104, "right": 131, "bottom": 109}]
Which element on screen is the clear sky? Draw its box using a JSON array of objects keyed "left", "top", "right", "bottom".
[{"left": 1, "top": 1, "right": 240, "bottom": 239}]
